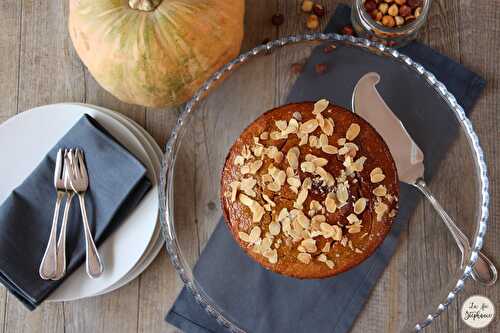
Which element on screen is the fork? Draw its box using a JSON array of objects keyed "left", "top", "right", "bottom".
[
  {"left": 39, "top": 149, "right": 66, "bottom": 280},
  {"left": 52, "top": 150, "right": 76, "bottom": 280},
  {"left": 67, "top": 149, "right": 104, "bottom": 278}
]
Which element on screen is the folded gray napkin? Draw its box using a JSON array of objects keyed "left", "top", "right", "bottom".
[
  {"left": 166, "top": 5, "right": 486, "bottom": 332},
  {"left": 0, "top": 114, "right": 151, "bottom": 310}
]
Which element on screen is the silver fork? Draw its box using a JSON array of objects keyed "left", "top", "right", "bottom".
[
  {"left": 39, "top": 149, "right": 66, "bottom": 280},
  {"left": 66, "top": 149, "right": 104, "bottom": 278},
  {"left": 52, "top": 150, "right": 76, "bottom": 280}
]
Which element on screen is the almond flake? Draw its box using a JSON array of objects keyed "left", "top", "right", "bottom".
[
  {"left": 296, "top": 213, "right": 311, "bottom": 229},
  {"left": 318, "top": 134, "right": 328, "bottom": 148},
  {"left": 240, "top": 177, "right": 257, "bottom": 197},
  {"left": 287, "top": 176, "right": 301, "bottom": 187},
  {"left": 312, "top": 99, "right": 329, "bottom": 115},
  {"left": 301, "top": 238, "right": 317, "bottom": 253},
  {"left": 239, "top": 194, "right": 265, "bottom": 222},
  {"left": 262, "top": 194, "right": 276, "bottom": 208},
  {"left": 352, "top": 156, "right": 367, "bottom": 172},
  {"left": 347, "top": 213, "right": 361, "bottom": 224},
  {"left": 263, "top": 248, "right": 278, "bottom": 264},
  {"left": 300, "top": 161, "right": 316, "bottom": 173},
  {"left": 347, "top": 222, "right": 362, "bottom": 234},
  {"left": 312, "top": 157, "right": 328, "bottom": 167},
  {"left": 292, "top": 112, "right": 302, "bottom": 121},
  {"left": 325, "top": 193, "right": 337, "bottom": 213},
  {"left": 325, "top": 260, "right": 335, "bottom": 269},
  {"left": 315, "top": 167, "right": 335, "bottom": 187},
  {"left": 248, "top": 226, "right": 261, "bottom": 243},
  {"left": 353, "top": 198, "right": 367, "bottom": 214},
  {"left": 269, "top": 221, "right": 281, "bottom": 235},
  {"left": 320, "top": 117, "right": 334, "bottom": 136},
  {"left": 298, "top": 132, "right": 309, "bottom": 146},
  {"left": 336, "top": 183, "right": 349, "bottom": 203},
  {"left": 300, "top": 119, "right": 319, "bottom": 134},
  {"left": 260, "top": 131, "right": 269, "bottom": 140},
  {"left": 286, "top": 147, "right": 300, "bottom": 169},
  {"left": 275, "top": 120, "right": 288, "bottom": 131},
  {"left": 308, "top": 135, "right": 319, "bottom": 148},
  {"left": 322, "top": 242, "right": 331, "bottom": 253},
  {"left": 278, "top": 208, "right": 289, "bottom": 221},
  {"left": 267, "top": 182, "right": 281, "bottom": 192},
  {"left": 316, "top": 113, "right": 325, "bottom": 127},
  {"left": 238, "top": 231, "right": 250, "bottom": 242},
  {"left": 318, "top": 253, "right": 327, "bottom": 262},
  {"left": 322, "top": 145, "right": 338, "bottom": 154},
  {"left": 320, "top": 223, "right": 342, "bottom": 240},
  {"left": 229, "top": 181, "right": 240, "bottom": 202},
  {"left": 371, "top": 173, "right": 386, "bottom": 183},
  {"left": 375, "top": 201, "right": 388, "bottom": 221},
  {"left": 270, "top": 131, "right": 285, "bottom": 140},
  {"left": 346, "top": 123, "right": 361, "bottom": 141},
  {"left": 338, "top": 146, "right": 349, "bottom": 155},
  {"left": 373, "top": 185, "right": 387, "bottom": 197},
  {"left": 294, "top": 187, "right": 308, "bottom": 209},
  {"left": 337, "top": 138, "right": 346, "bottom": 146},
  {"left": 234, "top": 155, "right": 245, "bottom": 166},
  {"left": 297, "top": 252, "right": 312, "bottom": 264},
  {"left": 310, "top": 200, "right": 322, "bottom": 212}
]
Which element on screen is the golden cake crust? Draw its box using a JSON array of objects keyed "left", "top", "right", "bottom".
[{"left": 220, "top": 101, "right": 399, "bottom": 279}]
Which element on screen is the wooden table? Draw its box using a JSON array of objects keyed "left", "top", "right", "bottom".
[{"left": 0, "top": 1, "right": 498, "bottom": 332}]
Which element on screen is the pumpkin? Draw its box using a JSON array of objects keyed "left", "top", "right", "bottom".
[{"left": 69, "top": 0, "right": 245, "bottom": 108}]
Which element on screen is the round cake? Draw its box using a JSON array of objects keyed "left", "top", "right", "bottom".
[{"left": 220, "top": 100, "right": 399, "bottom": 279}]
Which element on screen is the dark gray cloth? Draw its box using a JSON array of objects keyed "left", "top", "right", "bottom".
[
  {"left": 166, "top": 5, "right": 486, "bottom": 333},
  {"left": 0, "top": 114, "right": 151, "bottom": 310}
]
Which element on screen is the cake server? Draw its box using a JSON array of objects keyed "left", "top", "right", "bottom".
[{"left": 351, "top": 72, "right": 497, "bottom": 286}]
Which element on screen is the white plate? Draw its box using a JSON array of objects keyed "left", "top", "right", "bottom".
[
  {"left": 79, "top": 104, "right": 165, "bottom": 295},
  {"left": 0, "top": 104, "right": 159, "bottom": 301}
]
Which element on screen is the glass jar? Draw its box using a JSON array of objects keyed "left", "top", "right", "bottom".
[{"left": 351, "top": 0, "right": 432, "bottom": 48}]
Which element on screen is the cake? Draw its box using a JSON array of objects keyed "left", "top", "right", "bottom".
[{"left": 220, "top": 100, "right": 399, "bottom": 279}]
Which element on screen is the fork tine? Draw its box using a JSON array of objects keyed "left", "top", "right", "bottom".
[
  {"left": 78, "top": 150, "right": 87, "bottom": 176},
  {"left": 54, "top": 149, "right": 63, "bottom": 187}
]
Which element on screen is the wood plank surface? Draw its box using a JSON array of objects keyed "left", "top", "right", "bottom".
[{"left": 0, "top": 1, "right": 498, "bottom": 333}]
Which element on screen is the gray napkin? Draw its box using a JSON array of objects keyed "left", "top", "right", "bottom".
[
  {"left": 0, "top": 114, "right": 151, "bottom": 310},
  {"left": 166, "top": 5, "right": 486, "bottom": 333}
]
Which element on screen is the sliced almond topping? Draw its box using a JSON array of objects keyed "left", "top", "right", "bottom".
[
  {"left": 320, "top": 223, "right": 342, "bottom": 240},
  {"left": 270, "top": 131, "right": 285, "bottom": 140},
  {"left": 310, "top": 200, "right": 322, "bottom": 212},
  {"left": 347, "top": 222, "right": 362, "bottom": 234},
  {"left": 325, "top": 259, "right": 335, "bottom": 269},
  {"left": 322, "top": 241, "right": 331, "bottom": 253},
  {"left": 261, "top": 237, "right": 272, "bottom": 251},
  {"left": 241, "top": 165, "right": 250, "bottom": 174},
  {"left": 287, "top": 176, "right": 301, "bottom": 188},
  {"left": 318, "top": 134, "right": 328, "bottom": 148},
  {"left": 275, "top": 120, "right": 288, "bottom": 131},
  {"left": 312, "top": 99, "right": 329, "bottom": 115},
  {"left": 293, "top": 111, "right": 302, "bottom": 121},
  {"left": 263, "top": 248, "right": 278, "bottom": 264},
  {"left": 308, "top": 135, "right": 319, "bottom": 148},
  {"left": 260, "top": 131, "right": 269, "bottom": 140},
  {"left": 354, "top": 248, "right": 363, "bottom": 254},
  {"left": 300, "top": 161, "right": 316, "bottom": 173},
  {"left": 316, "top": 113, "right": 325, "bottom": 128},
  {"left": 252, "top": 145, "right": 264, "bottom": 157},
  {"left": 229, "top": 181, "right": 240, "bottom": 202},
  {"left": 322, "top": 145, "right": 338, "bottom": 154},
  {"left": 300, "top": 119, "right": 319, "bottom": 134},
  {"left": 262, "top": 194, "right": 276, "bottom": 208},
  {"left": 312, "top": 157, "right": 328, "bottom": 167},
  {"left": 318, "top": 253, "right": 327, "bottom": 262},
  {"left": 297, "top": 252, "right": 312, "bottom": 264},
  {"left": 286, "top": 146, "right": 300, "bottom": 169},
  {"left": 269, "top": 221, "right": 281, "bottom": 236},
  {"left": 234, "top": 155, "right": 245, "bottom": 166},
  {"left": 352, "top": 156, "right": 367, "bottom": 172},
  {"left": 267, "top": 182, "right": 281, "bottom": 192},
  {"left": 370, "top": 167, "right": 383, "bottom": 176},
  {"left": 285, "top": 118, "right": 299, "bottom": 135},
  {"left": 239, "top": 194, "right": 265, "bottom": 222},
  {"left": 354, "top": 198, "right": 367, "bottom": 214},
  {"left": 373, "top": 185, "right": 387, "bottom": 197},
  {"left": 294, "top": 187, "right": 308, "bottom": 209},
  {"left": 346, "top": 123, "right": 361, "bottom": 141},
  {"left": 298, "top": 132, "right": 309, "bottom": 146},
  {"left": 315, "top": 167, "right": 335, "bottom": 187},
  {"left": 336, "top": 183, "right": 349, "bottom": 203},
  {"left": 371, "top": 173, "right": 386, "bottom": 183},
  {"left": 347, "top": 213, "right": 361, "bottom": 224},
  {"left": 375, "top": 201, "right": 389, "bottom": 221},
  {"left": 338, "top": 146, "right": 349, "bottom": 155},
  {"left": 337, "top": 138, "right": 346, "bottom": 146},
  {"left": 238, "top": 231, "right": 250, "bottom": 242},
  {"left": 278, "top": 208, "right": 289, "bottom": 222},
  {"left": 261, "top": 174, "right": 273, "bottom": 184},
  {"left": 240, "top": 177, "right": 257, "bottom": 197},
  {"left": 249, "top": 160, "right": 263, "bottom": 174},
  {"left": 320, "top": 117, "right": 334, "bottom": 136},
  {"left": 325, "top": 193, "right": 337, "bottom": 213},
  {"left": 248, "top": 226, "right": 261, "bottom": 243},
  {"left": 301, "top": 238, "right": 317, "bottom": 253}
]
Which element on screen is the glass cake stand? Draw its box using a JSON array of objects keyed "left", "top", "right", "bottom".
[{"left": 160, "top": 33, "right": 489, "bottom": 332}]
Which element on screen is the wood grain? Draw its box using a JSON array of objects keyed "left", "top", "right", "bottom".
[{"left": 0, "top": 1, "right": 498, "bottom": 333}]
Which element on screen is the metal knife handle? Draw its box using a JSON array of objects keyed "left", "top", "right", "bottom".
[{"left": 414, "top": 178, "right": 497, "bottom": 286}]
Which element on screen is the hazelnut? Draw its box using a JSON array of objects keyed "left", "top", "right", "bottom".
[
  {"left": 313, "top": 4, "right": 326, "bottom": 17},
  {"left": 306, "top": 14, "right": 319, "bottom": 30},
  {"left": 301, "top": 0, "right": 314, "bottom": 13},
  {"left": 378, "top": 3, "right": 389, "bottom": 14},
  {"left": 395, "top": 15, "right": 405, "bottom": 26},
  {"left": 395, "top": 0, "right": 406, "bottom": 4},
  {"left": 407, "top": 0, "right": 422, "bottom": 9},
  {"left": 271, "top": 13, "right": 284, "bottom": 26},
  {"left": 291, "top": 63, "right": 304, "bottom": 74},
  {"left": 388, "top": 4, "right": 399, "bottom": 16},
  {"left": 341, "top": 25, "right": 354, "bottom": 35},
  {"left": 315, "top": 63, "right": 328, "bottom": 75},
  {"left": 414, "top": 6, "right": 422, "bottom": 17},
  {"left": 364, "top": 0, "right": 377, "bottom": 12},
  {"left": 381, "top": 15, "right": 395, "bottom": 27},
  {"left": 371, "top": 9, "right": 383, "bottom": 21},
  {"left": 399, "top": 4, "right": 412, "bottom": 17}
]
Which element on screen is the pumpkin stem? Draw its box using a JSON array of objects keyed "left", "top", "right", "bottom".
[{"left": 129, "top": 0, "right": 162, "bottom": 11}]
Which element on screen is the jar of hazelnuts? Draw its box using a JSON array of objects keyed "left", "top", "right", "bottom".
[{"left": 351, "top": 0, "right": 431, "bottom": 47}]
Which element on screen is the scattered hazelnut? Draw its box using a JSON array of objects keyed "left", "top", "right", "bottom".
[
  {"left": 291, "top": 63, "right": 304, "bottom": 74},
  {"left": 313, "top": 4, "right": 326, "bottom": 17},
  {"left": 381, "top": 15, "right": 395, "bottom": 27},
  {"left": 301, "top": 0, "right": 314, "bottom": 13},
  {"left": 371, "top": 9, "right": 383, "bottom": 21},
  {"left": 395, "top": 15, "right": 405, "bottom": 26},
  {"left": 399, "top": 4, "right": 412, "bottom": 17},
  {"left": 388, "top": 4, "right": 399, "bottom": 16},
  {"left": 378, "top": 3, "right": 389, "bottom": 14},
  {"left": 341, "top": 25, "right": 354, "bottom": 35},
  {"left": 364, "top": 0, "right": 377, "bottom": 12},
  {"left": 414, "top": 6, "right": 422, "bottom": 17},
  {"left": 323, "top": 44, "right": 337, "bottom": 53},
  {"left": 315, "top": 63, "right": 328, "bottom": 75},
  {"left": 306, "top": 14, "right": 320, "bottom": 30},
  {"left": 407, "top": 0, "right": 422, "bottom": 9},
  {"left": 271, "top": 13, "right": 284, "bottom": 26},
  {"left": 395, "top": 0, "right": 406, "bottom": 5}
]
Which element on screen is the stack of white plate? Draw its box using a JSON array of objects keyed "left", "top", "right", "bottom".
[{"left": 0, "top": 103, "right": 163, "bottom": 301}]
